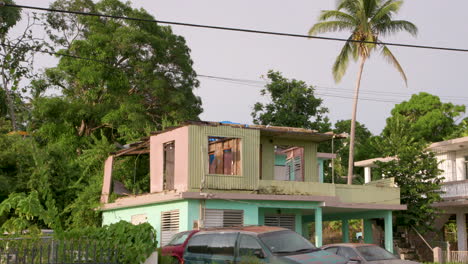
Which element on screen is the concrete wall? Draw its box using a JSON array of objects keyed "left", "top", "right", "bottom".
[
  {"left": 436, "top": 149, "right": 468, "bottom": 182},
  {"left": 150, "top": 126, "right": 189, "bottom": 193},
  {"left": 102, "top": 200, "right": 195, "bottom": 246}
]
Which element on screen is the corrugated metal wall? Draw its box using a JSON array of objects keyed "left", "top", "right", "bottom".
[
  {"left": 260, "top": 137, "right": 318, "bottom": 182},
  {"left": 188, "top": 125, "right": 260, "bottom": 191}
]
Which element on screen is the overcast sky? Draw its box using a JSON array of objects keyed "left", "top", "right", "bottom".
[{"left": 14, "top": 0, "right": 468, "bottom": 134}]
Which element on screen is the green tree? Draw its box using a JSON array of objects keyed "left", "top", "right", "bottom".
[
  {"left": 251, "top": 70, "right": 330, "bottom": 132},
  {"left": 375, "top": 139, "right": 443, "bottom": 232},
  {"left": 0, "top": 0, "right": 204, "bottom": 230},
  {"left": 309, "top": 0, "right": 417, "bottom": 184},
  {"left": 0, "top": 1, "right": 44, "bottom": 131},
  {"left": 331, "top": 120, "right": 379, "bottom": 183},
  {"left": 383, "top": 92, "right": 465, "bottom": 143},
  {"left": 42, "top": 0, "right": 202, "bottom": 138}
]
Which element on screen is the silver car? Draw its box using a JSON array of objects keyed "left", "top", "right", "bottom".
[{"left": 321, "top": 244, "right": 420, "bottom": 264}]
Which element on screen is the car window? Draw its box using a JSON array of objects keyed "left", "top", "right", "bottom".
[
  {"left": 187, "top": 233, "right": 238, "bottom": 256},
  {"left": 324, "top": 247, "right": 339, "bottom": 254},
  {"left": 238, "top": 235, "right": 264, "bottom": 257},
  {"left": 356, "top": 245, "right": 397, "bottom": 261},
  {"left": 338, "top": 247, "right": 358, "bottom": 259},
  {"left": 167, "top": 231, "right": 190, "bottom": 246},
  {"left": 258, "top": 230, "right": 315, "bottom": 254}
]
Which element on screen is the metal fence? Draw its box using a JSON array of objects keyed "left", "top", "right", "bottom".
[{"left": 0, "top": 238, "right": 121, "bottom": 264}]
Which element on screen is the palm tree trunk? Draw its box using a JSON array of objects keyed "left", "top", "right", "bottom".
[{"left": 347, "top": 56, "right": 366, "bottom": 185}]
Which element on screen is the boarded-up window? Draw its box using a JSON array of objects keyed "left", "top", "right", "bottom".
[
  {"left": 264, "top": 215, "right": 295, "bottom": 231},
  {"left": 274, "top": 146, "right": 304, "bottom": 181},
  {"left": 163, "top": 141, "right": 175, "bottom": 190},
  {"left": 161, "top": 210, "right": 179, "bottom": 246},
  {"left": 205, "top": 209, "right": 244, "bottom": 228},
  {"left": 131, "top": 214, "right": 147, "bottom": 225},
  {"left": 208, "top": 137, "right": 241, "bottom": 175}
]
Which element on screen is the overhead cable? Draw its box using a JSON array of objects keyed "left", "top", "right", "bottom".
[{"left": 3, "top": 2, "right": 468, "bottom": 53}]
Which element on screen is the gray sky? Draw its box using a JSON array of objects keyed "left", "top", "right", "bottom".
[{"left": 15, "top": 0, "right": 468, "bottom": 134}]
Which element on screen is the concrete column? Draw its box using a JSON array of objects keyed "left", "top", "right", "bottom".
[
  {"left": 364, "top": 167, "right": 371, "bottom": 183},
  {"left": 384, "top": 211, "right": 393, "bottom": 253},
  {"left": 315, "top": 207, "right": 323, "bottom": 247},
  {"left": 100, "top": 156, "right": 114, "bottom": 203},
  {"left": 363, "top": 219, "right": 373, "bottom": 244},
  {"left": 457, "top": 212, "right": 467, "bottom": 251},
  {"left": 342, "top": 219, "right": 350, "bottom": 242}
]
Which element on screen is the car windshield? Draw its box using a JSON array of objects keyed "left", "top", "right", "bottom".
[
  {"left": 258, "top": 230, "right": 316, "bottom": 255},
  {"left": 356, "top": 245, "right": 398, "bottom": 261},
  {"left": 167, "top": 231, "right": 190, "bottom": 246}
]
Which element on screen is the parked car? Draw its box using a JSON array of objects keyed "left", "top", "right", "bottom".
[
  {"left": 161, "top": 230, "right": 199, "bottom": 263},
  {"left": 321, "top": 244, "right": 420, "bottom": 264},
  {"left": 184, "top": 226, "right": 348, "bottom": 264}
]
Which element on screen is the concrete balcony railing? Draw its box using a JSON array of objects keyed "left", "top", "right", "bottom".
[
  {"left": 440, "top": 180, "right": 468, "bottom": 199},
  {"left": 258, "top": 180, "right": 401, "bottom": 205}
]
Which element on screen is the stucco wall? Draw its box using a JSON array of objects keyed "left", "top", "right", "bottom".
[
  {"left": 150, "top": 126, "right": 189, "bottom": 193},
  {"left": 102, "top": 200, "right": 193, "bottom": 246}
]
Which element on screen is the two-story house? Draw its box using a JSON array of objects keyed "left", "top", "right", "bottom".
[
  {"left": 355, "top": 136, "right": 468, "bottom": 251},
  {"left": 100, "top": 121, "right": 405, "bottom": 252}
]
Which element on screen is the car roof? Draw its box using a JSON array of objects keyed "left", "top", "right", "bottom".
[
  {"left": 322, "top": 243, "right": 377, "bottom": 248},
  {"left": 196, "top": 225, "right": 287, "bottom": 235}
]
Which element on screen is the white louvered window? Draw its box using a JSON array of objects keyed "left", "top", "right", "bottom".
[
  {"left": 161, "top": 210, "right": 179, "bottom": 246},
  {"left": 264, "top": 215, "right": 295, "bottom": 231},
  {"left": 204, "top": 209, "right": 244, "bottom": 228}
]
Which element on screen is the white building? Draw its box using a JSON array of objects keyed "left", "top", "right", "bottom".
[{"left": 355, "top": 136, "right": 468, "bottom": 251}]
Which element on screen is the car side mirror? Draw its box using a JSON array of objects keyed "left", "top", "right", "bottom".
[{"left": 253, "top": 249, "right": 265, "bottom": 259}]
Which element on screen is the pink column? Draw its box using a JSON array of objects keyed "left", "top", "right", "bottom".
[{"left": 100, "top": 156, "right": 114, "bottom": 204}]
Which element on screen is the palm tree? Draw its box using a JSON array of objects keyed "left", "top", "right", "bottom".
[{"left": 309, "top": 0, "right": 417, "bottom": 184}]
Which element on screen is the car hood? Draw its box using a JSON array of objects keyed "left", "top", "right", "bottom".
[
  {"left": 283, "top": 250, "right": 348, "bottom": 264},
  {"left": 368, "top": 259, "right": 420, "bottom": 264}
]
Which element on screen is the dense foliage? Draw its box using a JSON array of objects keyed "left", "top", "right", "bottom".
[
  {"left": 251, "top": 70, "right": 331, "bottom": 132},
  {"left": 0, "top": 0, "right": 202, "bottom": 232},
  {"left": 375, "top": 140, "right": 443, "bottom": 232},
  {"left": 383, "top": 92, "right": 465, "bottom": 143},
  {"left": 60, "top": 221, "right": 158, "bottom": 264}
]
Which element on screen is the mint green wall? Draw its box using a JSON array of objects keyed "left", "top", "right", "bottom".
[
  {"left": 260, "top": 137, "right": 318, "bottom": 182},
  {"left": 317, "top": 158, "right": 325, "bottom": 183},
  {"left": 275, "top": 154, "right": 286, "bottom": 166},
  {"left": 205, "top": 200, "right": 259, "bottom": 225},
  {"left": 102, "top": 200, "right": 192, "bottom": 246}
]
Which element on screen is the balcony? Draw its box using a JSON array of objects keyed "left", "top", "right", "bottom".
[{"left": 440, "top": 180, "right": 468, "bottom": 199}]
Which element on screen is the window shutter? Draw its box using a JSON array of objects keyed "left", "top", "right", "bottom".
[
  {"left": 294, "top": 156, "right": 302, "bottom": 181},
  {"left": 264, "top": 215, "right": 295, "bottom": 230},
  {"left": 205, "top": 209, "right": 243, "bottom": 228},
  {"left": 161, "top": 210, "right": 179, "bottom": 246}
]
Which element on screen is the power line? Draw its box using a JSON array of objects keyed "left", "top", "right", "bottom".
[
  {"left": 1, "top": 43, "right": 466, "bottom": 105},
  {"left": 4, "top": 2, "right": 468, "bottom": 53},
  {"left": 198, "top": 74, "right": 468, "bottom": 102}
]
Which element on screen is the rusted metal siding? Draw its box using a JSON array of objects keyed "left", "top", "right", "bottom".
[{"left": 188, "top": 125, "right": 260, "bottom": 191}]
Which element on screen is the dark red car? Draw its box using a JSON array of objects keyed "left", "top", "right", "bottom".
[{"left": 161, "top": 230, "right": 199, "bottom": 264}]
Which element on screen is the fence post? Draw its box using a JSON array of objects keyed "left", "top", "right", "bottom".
[
  {"left": 434, "top": 247, "right": 443, "bottom": 263},
  {"left": 447, "top": 242, "right": 451, "bottom": 262}
]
